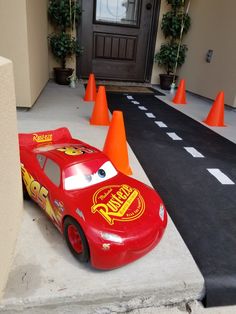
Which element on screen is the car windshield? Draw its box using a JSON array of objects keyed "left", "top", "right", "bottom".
[{"left": 64, "top": 158, "right": 117, "bottom": 190}]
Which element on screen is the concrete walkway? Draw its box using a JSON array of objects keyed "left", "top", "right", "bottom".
[
  {"left": 0, "top": 82, "right": 205, "bottom": 313},
  {"left": 155, "top": 87, "right": 236, "bottom": 144}
]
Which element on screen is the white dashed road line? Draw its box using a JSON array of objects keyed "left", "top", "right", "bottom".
[
  {"left": 132, "top": 101, "right": 140, "bottom": 104},
  {"left": 133, "top": 97, "right": 235, "bottom": 186},
  {"left": 207, "top": 169, "right": 235, "bottom": 185},
  {"left": 184, "top": 147, "right": 205, "bottom": 158},
  {"left": 138, "top": 106, "right": 148, "bottom": 110},
  {"left": 145, "top": 112, "right": 156, "bottom": 118},
  {"left": 155, "top": 121, "right": 168, "bottom": 128},
  {"left": 166, "top": 132, "right": 182, "bottom": 141}
]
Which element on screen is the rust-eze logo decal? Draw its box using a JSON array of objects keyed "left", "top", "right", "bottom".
[
  {"left": 91, "top": 184, "right": 145, "bottom": 225},
  {"left": 33, "top": 133, "right": 52, "bottom": 143}
]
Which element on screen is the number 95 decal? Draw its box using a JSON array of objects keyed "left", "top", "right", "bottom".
[{"left": 21, "top": 166, "right": 48, "bottom": 209}]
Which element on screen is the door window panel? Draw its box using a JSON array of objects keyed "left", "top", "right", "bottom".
[
  {"left": 44, "top": 158, "right": 61, "bottom": 187},
  {"left": 36, "top": 154, "right": 46, "bottom": 168},
  {"left": 95, "top": 0, "right": 139, "bottom": 25}
]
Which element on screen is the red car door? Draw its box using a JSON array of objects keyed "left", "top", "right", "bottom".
[{"left": 35, "top": 154, "right": 65, "bottom": 230}]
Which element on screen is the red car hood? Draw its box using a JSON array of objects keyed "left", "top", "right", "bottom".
[{"left": 67, "top": 173, "right": 165, "bottom": 235}]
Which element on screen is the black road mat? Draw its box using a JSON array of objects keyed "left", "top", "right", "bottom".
[{"left": 107, "top": 92, "right": 236, "bottom": 307}]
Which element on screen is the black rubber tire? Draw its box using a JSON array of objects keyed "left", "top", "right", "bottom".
[
  {"left": 22, "top": 181, "right": 30, "bottom": 200},
  {"left": 63, "top": 217, "right": 90, "bottom": 263}
]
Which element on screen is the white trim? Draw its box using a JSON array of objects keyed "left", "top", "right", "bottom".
[
  {"left": 207, "top": 169, "right": 235, "bottom": 185},
  {"left": 145, "top": 112, "right": 156, "bottom": 118},
  {"left": 138, "top": 106, "right": 148, "bottom": 110},
  {"left": 166, "top": 132, "right": 182, "bottom": 141},
  {"left": 184, "top": 147, "right": 205, "bottom": 158},
  {"left": 155, "top": 121, "right": 168, "bottom": 128}
]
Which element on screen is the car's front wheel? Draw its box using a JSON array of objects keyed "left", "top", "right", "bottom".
[
  {"left": 63, "top": 217, "right": 90, "bottom": 263},
  {"left": 22, "top": 181, "right": 30, "bottom": 200}
]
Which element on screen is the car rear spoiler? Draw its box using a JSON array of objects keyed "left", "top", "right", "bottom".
[{"left": 18, "top": 127, "right": 72, "bottom": 148}]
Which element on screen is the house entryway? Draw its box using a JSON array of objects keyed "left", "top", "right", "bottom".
[{"left": 78, "top": 0, "right": 160, "bottom": 82}]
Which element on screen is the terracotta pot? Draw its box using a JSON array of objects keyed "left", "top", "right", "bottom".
[{"left": 54, "top": 68, "right": 73, "bottom": 85}]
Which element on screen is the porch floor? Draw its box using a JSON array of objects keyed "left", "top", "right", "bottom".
[{"left": 1, "top": 81, "right": 236, "bottom": 313}]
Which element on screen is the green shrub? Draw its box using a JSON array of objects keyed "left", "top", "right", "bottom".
[
  {"left": 48, "top": 0, "right": 81, "bottom": 31},
  {"left": 154, "top": 0, "right": 191, "bottom": 75},
  {"left": 48, "top": 0, "right": 82, "bottom": 69},
  {"left": 48, "top": 32, "right": 82, "bottom": 68},
  {"left": 155, "top": 43, "right": 188, "bottom": 74}
]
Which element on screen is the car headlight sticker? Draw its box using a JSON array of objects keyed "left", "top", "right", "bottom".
[{"left": 101, "top": 232, "right": 123, "bottom": 244}]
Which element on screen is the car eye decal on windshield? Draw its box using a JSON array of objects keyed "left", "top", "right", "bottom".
[
  {"left": 64, "top": 161, "right": 118, "bottom": 190},
  {"left": 92, "top": 162, "right": 115, "bottom": 180},
  {"left": 98, "top": 168, "right": 106, "bottom": 178}
]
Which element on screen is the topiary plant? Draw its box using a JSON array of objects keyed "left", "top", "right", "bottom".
[
  {"left": 155, "top": 43, "right": 188, "bottom": 75},
  {"left": 48, "top": 0, "right": 81, "bottom": 31},
  {"left": 48, "top": 0, "right": 82, "bottom": 84},
  {"left": 161, "top": 11, "right": 190, "bottom": 39},
  {"left": 48, "top": 32, "right": 81, "bottom": 69},
  {"left": 154, "top": 0, "right": 191, "bottom": 89}
]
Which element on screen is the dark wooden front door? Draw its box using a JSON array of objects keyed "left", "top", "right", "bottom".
[{"left": 78, "top": 0, "right": 160, "bottom": 82}]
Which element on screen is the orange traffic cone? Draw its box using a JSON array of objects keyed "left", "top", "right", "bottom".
[
  {"left": 203, "top": 91, "right": 226, "bottom": 127},
  {"left": 172, "top": 79, "right": 187, "bottom": 104},
  {"left": 103, "top": 111, "right": 132, "bottom": 176},
  {"left": 84, "top": 73, "right": 96, "bottom": 101},
  {"left": 90, "top": 86, "right": 110, "bottom": 126}
]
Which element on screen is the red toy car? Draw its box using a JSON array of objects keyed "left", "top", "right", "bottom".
[{"left": 19, "top": 127, "right": 167, "bottom": 269}]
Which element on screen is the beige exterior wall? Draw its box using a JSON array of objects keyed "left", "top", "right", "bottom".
[
  {"left": 152, "top": 0, "right": 236, "bottom": 107},
  {"left": 0, "top": 57, "right": 23, "bottom": 299},
  {"left": 179, "top": 0, "right": 236, "bottom": 107},
  {"left": 151, "top": 0, "right": 168, "bottom": 83},
  {"left": 26, "top": 0, "right": 49, "bottom": 105},
  {"left": 0, "top": 0, "right": 49, "bottom": 107},
  {"left": 0, "top": 0, "right": 31, "bottom": 106}
]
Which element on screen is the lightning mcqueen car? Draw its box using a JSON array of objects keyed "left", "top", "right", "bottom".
[{"left": 19, "top": 127, "right": 167, "bottom": 269}]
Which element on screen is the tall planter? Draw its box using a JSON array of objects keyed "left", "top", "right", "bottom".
[
  {"left": 154, "top": 0, "right": 191, "bottom": 90},
  {"left": 54, "top": 68, "right": 73, "bottom": 85},
  {"left": 159, "top": 74, "right": 177, "bottom": 90},
  {"left": 48, "top": 0, "right": 82, "bottom": 85}
]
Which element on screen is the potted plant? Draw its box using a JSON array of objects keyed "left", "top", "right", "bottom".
[
  {"left": 48, "top": 0, "right": 82, "bottom": 85},
  {"left": 154, "top": 0, "right": 191, "bottom": 90}
]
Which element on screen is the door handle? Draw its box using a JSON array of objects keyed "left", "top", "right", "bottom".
[{"left": 146, "top": 3, "right": 152, "bottom": 10}]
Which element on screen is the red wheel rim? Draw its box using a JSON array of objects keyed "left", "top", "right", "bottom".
[{"left": 67, "top": 225, "right": 83, "bottom": 254}]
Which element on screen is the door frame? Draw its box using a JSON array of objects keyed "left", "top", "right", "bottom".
[
  {"left": 77, "top": 0, "right": 161, "bottom": 82},
  {"left": 145, "top": 0, "right": 161, "bottom": 82}
]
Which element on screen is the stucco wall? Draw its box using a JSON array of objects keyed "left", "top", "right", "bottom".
[
  {"left": 0, "top": 0, "right": 31, "bottom": 106},
  {"left": 151, "top": 0, "right": 168, "bottom": 83},
  {"left": 0, "top": 57, "right": 23, "bottom": 299},
  {"left": 0, "top": 0, "right": 49, "bottom": 107},
  {"left": 179, "top": 0, "right": 236, "bottom": 107},
  {"left": 26, "top": 0, "right": 49, "bottom": 105},
  {"left": 151, "top": 0, "right": 236, "bottom": 107}
]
